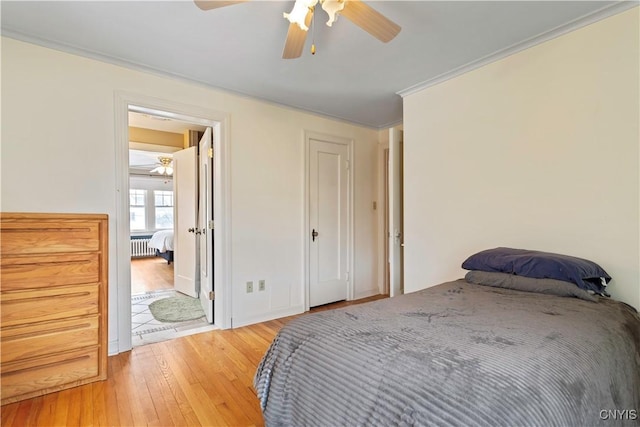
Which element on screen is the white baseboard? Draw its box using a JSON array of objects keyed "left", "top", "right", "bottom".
[
  {"left": 108, "top": 340, "right": 120, "bottom": 356},
  {"left": 231, "top": 305, "right": 305, "bottom": 329},
  {"left": 354, "top": 289, "right": 382, "bottom": 300}
]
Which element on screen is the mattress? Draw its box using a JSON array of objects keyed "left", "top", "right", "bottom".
[
  {"left": 148, "top": 230, "right": 174, "bottom": 253},
  {"left": 255, "top": 279, "right": 640, "bottom": 426}
]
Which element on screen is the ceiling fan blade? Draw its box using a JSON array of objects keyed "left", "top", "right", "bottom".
[
  {"left": 282, "top": 9, "right": 314, "bottom": 59},
  {"left": 340, "top": 0, "right": 401, "bottom": 43},
  {"left": 194, "top": 0, "right": 248, "bottom": 11}
]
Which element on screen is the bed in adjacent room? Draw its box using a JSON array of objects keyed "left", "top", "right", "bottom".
[
  {"left": 255, "top": 248, "right": 640, "bottom": 427},
  {"left": 148, "top": 229, "right": 174, "bottom": 264}
]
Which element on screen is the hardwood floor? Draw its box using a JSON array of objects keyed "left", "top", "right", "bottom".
[
  {"left": 0, "top": 294, "right": 387, "bottom": 427},
  {"left": 131, "top": 257, "right": 174, "bottom": 295}
]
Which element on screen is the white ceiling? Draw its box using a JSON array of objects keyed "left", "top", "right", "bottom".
[
  {"left": 129, "top": 111, "right": 208, "bottom": 134},
  {"left": 128, "top": 111, "right": 203, "bottom": 170},
  {"left": 129, "top": 149, "right": 173, "bottom": 170},
  {"left": 2, "top": 1, "right": 632, "bottom": 128}
]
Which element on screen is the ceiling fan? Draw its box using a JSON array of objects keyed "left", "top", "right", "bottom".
[
  {"left": 194, "top": 0, "right": 401, "bottom": 59},
  {"left": 149, "top": 156, "right": 174, "bottom": 176}
]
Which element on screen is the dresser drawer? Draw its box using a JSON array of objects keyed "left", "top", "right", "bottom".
[
  {"left": 1, "top": 348, "right": 99, "bottom": 402},
  {"left": 0, "top": 220, "right": 101, "bottom": 255},
  {"left": 1, "top": 316, "right": 99, "bottom": 364},
  {"left": 0, "top": 253, "right": 100, "bottom": 290},
  {"left": 1, "top": 284, "right": 99, "bottom": 327}
]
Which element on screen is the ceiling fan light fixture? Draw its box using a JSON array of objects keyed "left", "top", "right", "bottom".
[
  {"left": 320, "top": 0, "right": 345, "bottom": 26},
  {"left": 151, "top": 156, "right": 174, "bottom": 176},
  {"left": 284, "top": 0, "right": 318, "bottom": 31}
]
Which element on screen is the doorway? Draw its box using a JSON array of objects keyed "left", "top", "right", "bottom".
[
  {"left": 114, "top": 92, "right": 231, "bottom": 353},
  {"left": 127, "top": 111, "right": 212, "bottom": 346}
]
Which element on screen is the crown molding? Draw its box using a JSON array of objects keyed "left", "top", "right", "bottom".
[
  {"left": 397, "top": 1, "right": 639, "bottom": 98},
  {"left": 1, "top": 29, "right": 384, "bottom": 129}
]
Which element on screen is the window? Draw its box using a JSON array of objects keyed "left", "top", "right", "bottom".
[
  {"left": 154, "top": 190, "right": 174, "bottom": 229},
  {"left": 129, "top": 188, "right": 174, "bottom": 232},
  {"left": 129, "top": 189, "right": 146, "bottom": 231}
]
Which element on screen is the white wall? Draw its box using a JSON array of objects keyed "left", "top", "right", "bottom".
[
  {"left": 1, "top": 37, "right": 380, "bottom": 349},
  {"left": 403, "top": 8, "right": 639, "bottom": 309},
  {"left": 129, "top": 175, "right": 173, "bottom": 194}
]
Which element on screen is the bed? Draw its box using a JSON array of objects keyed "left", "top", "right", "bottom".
[
  {"left": 254, "top": 248, "right": 640, "bottom": 426},
  {"left": 148, "top": 230, "right": 174, "bottom": 264}
]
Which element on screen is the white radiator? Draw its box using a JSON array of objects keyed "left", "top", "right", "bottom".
[{"left": 130, "top": 238, "right": 156, "bottom": 258}]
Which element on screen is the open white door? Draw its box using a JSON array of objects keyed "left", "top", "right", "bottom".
[
  {"left": 198, "top": 128, "right": 214, "bottom": 323},
  {"left": 173, "top": 146, "right": 199, "bottom": 298},
  {"left": 389, "top": 127, "right": 404, "bottom": 297},
  {"left": 309, "top": 138, "right": 349, "bottom": 307}
]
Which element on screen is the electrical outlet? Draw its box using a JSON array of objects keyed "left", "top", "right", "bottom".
[
  {"left": 246, "top": 281, "right": 254, "bottom": 293},
  {"left": 258, "top": 280, "right": 266, "bottom": 291}
]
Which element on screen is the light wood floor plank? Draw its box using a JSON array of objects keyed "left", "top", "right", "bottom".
[
  {"left": 34, "top": 393, "right": 56, "bottom": 426},
  {"left": 91, "top": 380, "right": 110, "bottom": 427},
  {"left": 0, "top": 400, "right": 17, "bottom": 427},
  {"left": 156, "top": 341, "right": 228, "bottom": 426},
  {"left": 141, "top": 346, "right": 189, "bottom": 427},
  {"left": 80, "top": 384, "right": 94, "bottom": 426},
  {"left": 131, "top": 257, "right": 174, "bottom": 294},
  {"left": 13, "top": 398, "right": 33, "bottom": 426},
  {"left": 101, "top": 377, "right": 120, "bottom": 427},
  {"left": 0, "top": 294, "right": 387, "bottom": 426},
  {"left": 197, "top": 350, "right": 261, "bottom": 424},
  {"left": 151, "top": 344, "right": 202, "bottom": 426},
  {"left": 66, "top": 386, "right": 84, "bottom": 426},
  {"left": 131, "top": 349, "right": 162, "bottom": 425},
  {"left": 110, "top": 353, "right": 137, "bottom": 426},
  {"left": 51, "top": 388, "right": 70, "bottom": 426}
]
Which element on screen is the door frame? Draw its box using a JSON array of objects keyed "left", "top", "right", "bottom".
[
  {"left": 303, "top": 130, "right": 355, "bottom": 311},
  {"left": 198, "top": 127, "right": 214, "bottom": 323},
  {"left": 377, "top": 140, "right": 390, "bottom": 295},
  {"left": 114, "top": 91, "right": 232, "bottom": 354},
  {"left": 388, "top": 126, "right": 404, "bottom": 297}
]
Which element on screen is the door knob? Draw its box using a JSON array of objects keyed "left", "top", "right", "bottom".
[
  {"left": 188, "top": 227, "right": 196, "bottom": 233},
  {"left": 312, "top": 229, "right": 319, "bottom": 242}
]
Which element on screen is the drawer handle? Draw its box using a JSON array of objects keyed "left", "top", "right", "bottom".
[
  {"left": 1, "top": 354, "right": 92, "bottom": 376},
  {"left": 1, "top": 291, "right": 92, "bottom": 304},
  {"left": 2, "top": 259, "right": 94, "bottom": 268},
  {"left": 2, "top": 227, "right": 93, "bottom": 233},
  {"left": 1, "top": 322, "right": 94, "bottom": 342}
]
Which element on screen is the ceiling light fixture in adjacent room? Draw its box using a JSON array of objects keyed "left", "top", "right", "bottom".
[{"left": 151, "top": 157, "right": 174, "bottom": 176}]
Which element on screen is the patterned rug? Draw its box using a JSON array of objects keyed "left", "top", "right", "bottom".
[
  {"left": 149, "top": 295, "right": 205, "bottom": 322},
  {"left": 131, "top": 290, "right": 215, "bottom": 347}
]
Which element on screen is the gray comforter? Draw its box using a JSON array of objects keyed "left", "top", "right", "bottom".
[{"left": 255, "top": 279, "right": 640, "bottom": 426}]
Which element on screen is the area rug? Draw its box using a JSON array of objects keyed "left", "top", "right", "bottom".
[{"left": 149, "top": 295, "right": 205, "bottom": 322}]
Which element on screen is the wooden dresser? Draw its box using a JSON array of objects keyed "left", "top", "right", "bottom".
[{"left": 0, "top": 213, "right": 108, "bottom": 405}]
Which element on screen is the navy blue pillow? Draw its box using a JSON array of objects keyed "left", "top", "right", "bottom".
[{"left": 461, "top": 247, "right": 611, "bottom": 295}]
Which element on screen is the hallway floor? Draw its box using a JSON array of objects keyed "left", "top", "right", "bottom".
[{"left": 131, "top": 258, "right": 216, "bottom": 347}]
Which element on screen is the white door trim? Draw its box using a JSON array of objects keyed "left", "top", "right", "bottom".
[
  {"left": 377, "top": 139, "right": 390, "bottom": 295},
  {"left": 303, "top": 130, "right": 355, "bottom": 311},
  {"left": 388, "top": 127, "right": 404, "bottom": 298},
  {"left": 198, "top": 127, "right": 214, "bottom": 323},
  {"left": 114, "top": 91, "right": 232, "bottom": 354}
]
